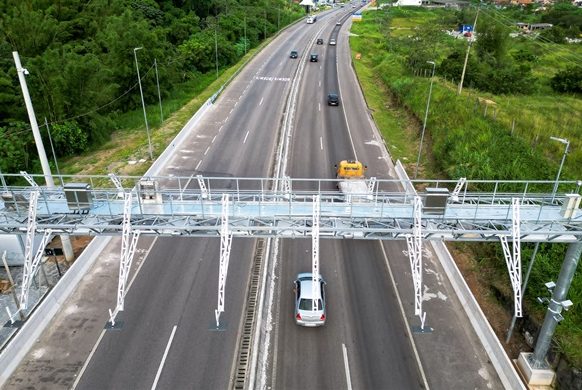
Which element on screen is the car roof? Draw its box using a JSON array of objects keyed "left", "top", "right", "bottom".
[
  {"left": 296, "top": 273, "right": 324, "bottom": 299},
  {"left": 328, "top": 93, "right": 338, "bottom": 97}
]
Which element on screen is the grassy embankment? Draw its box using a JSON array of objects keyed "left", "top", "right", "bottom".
[{"left": 350, "top": 6, "right": 582, "bottom": 365}]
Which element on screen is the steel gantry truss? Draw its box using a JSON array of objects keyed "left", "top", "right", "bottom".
[
  {"left": 1, "top": 173, "right": 581, "bottom": 328},
  {"left": 215, "top": 194, "right": 233, "bottom": 328},
  {"left": 405, "top": 196, "right": 426, "bottom": 329},
  {"left": 499, "top": 198, "right": 523, "bottom": 317},
  {"left": 109, "top": 192, "right": 141, "bottom": 326}
]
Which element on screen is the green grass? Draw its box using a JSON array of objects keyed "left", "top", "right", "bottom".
[{"left": 353, "top": 6, "right": 582, "bottom": 367}]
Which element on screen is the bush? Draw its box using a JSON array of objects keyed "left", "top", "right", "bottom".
[{"left": 551, "top": 66, "right": 582, "bottom": 93}]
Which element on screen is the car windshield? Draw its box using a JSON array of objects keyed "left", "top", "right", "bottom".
[{"left": 299, "top": 298, "right": 323, "bottom": 311}]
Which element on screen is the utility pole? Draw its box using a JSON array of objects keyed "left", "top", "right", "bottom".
[
  {"left": 457, "top": 8, "right": 479, "bottom": 96},
  {"left": 414, "top": 61, "right": 436, "bottom": 179},
  {"left": 12, "top": 52, "right": 54, "bottom": 188},
  {"left": 215, "top": 23, "right": 219, "bottom": 79},
  {"left": 244, "top": 16, "right": 247, "bottom": 55},
  {"left": 154, "top": 59, "right": 163, "bottom": 124},
  {"left": 133, "top": 47, "right": 153, "bottom": 160},
  {"left": 13, "top": 51, "right": 74, "bottom": 262}
]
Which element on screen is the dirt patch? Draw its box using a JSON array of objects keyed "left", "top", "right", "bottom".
[{"left": 448, "top": 243, "right": 532, "bottom": 359}]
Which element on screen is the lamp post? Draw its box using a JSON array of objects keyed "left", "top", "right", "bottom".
[
  {"left": 414, "top": 60, "right": 436, "bottom": 179},
  {"left": 550, "top": 136, "right": 570, "bottom": 202},
  {"left": 133, "top": 47, "right": 153, "bottom": 160}
]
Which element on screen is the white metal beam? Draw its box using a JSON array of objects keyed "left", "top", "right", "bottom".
[
  {"left": 109, "top": 192, "right": 141, "bottom": 326},
  {"left": 20, "top": 229, "right": 52, "bottom": 310},
  {"left": 312, "top": 195, "right": 320, "bottom": 312},
  {"left": 108, "top": 173, "right": 124, "bottom": 198},
  {"left": 451, "top": 177, "right": 467, "bottom": 202},
  {"left": 197, "top": 175, "right": 208, "bottom": 200},
  {"left": 215, "top": 193, "right": 233, "bottom": 327},
  {"left": 405, "top": 196, "right": 426, "bottom": 327},
  {"left": 367, "top": 177, "right": 377, "bottom": 194},
  {"left": 281, "top": 176, "right": 291, "bottom": 200},
  {"left": 19, "top": 171, "right": 39, "bottom": 188},
  {"left": 499, "top": 198, "right": 522, "bottom": 317}
]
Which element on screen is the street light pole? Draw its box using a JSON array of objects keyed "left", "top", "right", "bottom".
[
  {"left": 414, "top": 61, "right": 436, "bottom": 179},
  {"left": 458, "top": 8, "right": 479, "bottom": 96},
  {"left": 12, "top": 52, "right": 54, "bottom": 188},
  {"left": 154, "top": 58, "right": 163, "bottom": 124},
  {"left": 133, "top": 47, "right": 153, "bottom": 160},
  {"left": 550, "top": 136, "right": 570, "bottom": 202}
]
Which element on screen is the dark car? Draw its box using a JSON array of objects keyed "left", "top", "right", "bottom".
[
  {"left": 290, "top": 50, "right": 298, "bottom": 59},
  {"left": 310, "top": 53, "right": 319, "bottom": 62},
  {"left": 327, "top": 93, "right": 339, "bottom": 106},
  {"left": 316, "top": 38, "right": 324, "bottom": 45}
]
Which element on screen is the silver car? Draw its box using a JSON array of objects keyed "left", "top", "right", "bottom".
[{"left": 294, "top": 273, "right": 326, "bottom": 327}]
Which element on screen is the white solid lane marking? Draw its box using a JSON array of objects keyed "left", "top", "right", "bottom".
[
  {"left": 320, "top": 137, "right": 323, "bottom": 150},
  {"left": 219, "top": 125, "right": 223, "bottom": 132},
  {"left": 342, "top": 343, "right": 353, "bottom": 390},
  {"left": 212, "top": 136, "right": 216, "bottom": 144},
  {"left": 243, "top": 130, "right": 250, "bottom": 144},
  {"left": 319, "top": 103, "right": 321, "bottom": 112},
  {"left": 230, "top": 108, "right": 234, "bottom": 114},
  {"left": 379, "top": 243, "right": 430, "bottom": 389},
  {"left": 319, "top": 80, "right": 321, "bottom": 87},
  {"left": 151, "top": 325, "right": 178, "bottom": 390},
  {"left": 204, "top": 147, "right": 210, "bottom": 155},
  {"left": 73, "top": 238, "right": 159, "bottom": 389},
  {"left": 259, "top": 97, "right": 264, "bottom": 106},
  {"left": 196, "top": 160, "right": 202, "bottom": 170}
]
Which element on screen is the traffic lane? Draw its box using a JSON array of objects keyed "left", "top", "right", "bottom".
[
  {"left": 273, "top": 239, "right": 351, "bottom": 390},
  {"left": 77, "top": 238, "right": 254, "bottom": 390},
  {"left": 380, "top": 240, "right": 504, "bottom": 389},
  {"left": 340, "top": 240, "right": 425, "bottom": 389},
  {"left": 75, "top": 237, "right": 218, "bottom": 389},
  {"left": 154, "top": 239, "right": 255, "bottom": 389}
]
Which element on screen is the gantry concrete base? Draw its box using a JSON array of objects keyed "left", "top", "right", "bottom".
[{"left": 516, "top": 352, "right": 556, "bottom": 386}]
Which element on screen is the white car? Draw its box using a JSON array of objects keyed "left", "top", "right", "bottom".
[
  {"left": 329, "top": 38, "right": 336, "bottom": 46},
  {"left": 294, "top": 273, "right": 327, "bottom": 327}
]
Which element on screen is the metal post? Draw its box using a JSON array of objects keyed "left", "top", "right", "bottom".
[
  {"left": 458, "top": 8, "right": 479, "bottom": 96},
  {"left": 531, "top": 242, "right": 582, "bottom": 368},
  {"left": 133, "top": 47, "right": 153, "bottom": 160},
  {"left": 244, "top": 16, "right": 247, "bottom": 55},
  {"left": 12, "top": 51, "right": 54, "bottom": 188},
  {"left": 550, "top": 136, "right": 569, "bottom": 202},
  {"left": 215, "top": 24, "right": 219, "bottom": 79},
  {"left": 154, "top": 59, "right": 163, "bottom": 124},
  {"left": 506, "top": 242, "right": 540, "bottom": 343},
  {"left": 414, "top": 61, "right": 436, "bottom": 179}
]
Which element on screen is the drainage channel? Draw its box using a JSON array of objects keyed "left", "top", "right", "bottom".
[{"left": 232, "top": 239, "right": 265, "bottom": 389}]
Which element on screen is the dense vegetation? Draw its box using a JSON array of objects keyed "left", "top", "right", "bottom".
[
  {"left": 0, "top": 0, "right": 303, "bottom": 176},
  {"left": 350, "top": 5, "right": 581, "bottom": 366}
]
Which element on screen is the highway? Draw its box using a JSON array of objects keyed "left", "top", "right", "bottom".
[
  {"left": 267, "top": 9, "right": 425, "bottom": 389},
  {"left": 74, "top": 8, "right": 325, "bottom": 389},
  {"left": 4, "top": 4, "right": 506, "bottom": 390}
]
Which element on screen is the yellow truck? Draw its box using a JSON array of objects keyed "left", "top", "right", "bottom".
[{"left": 335, "top": 160, "right": 372, "bottom": 201}]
